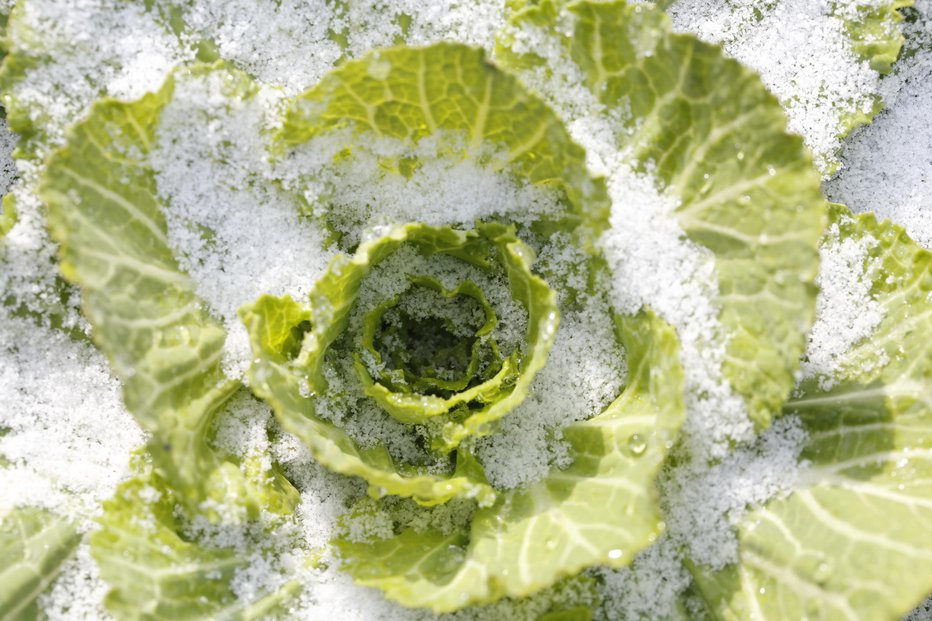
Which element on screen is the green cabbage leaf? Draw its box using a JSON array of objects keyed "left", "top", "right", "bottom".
[
  {"left": 0, "top": 507, "right": 80, "bottom": 621},
  {"left": 690, "top": 205, "right": 932, "bottom": 621},
  {"left": 497, "top": 0, "right": 825, "bottom": 429}
]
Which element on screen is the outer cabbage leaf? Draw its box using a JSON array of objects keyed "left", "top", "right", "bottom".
[
  {"left": 39, "top": 63, "right": 305, "bottom": 617},
  {"left": 279, "top": 42, "right": 611, "bottom": 250},
  {"left": 335, "top": 310, "right": 685, "bottom": 611},
  {"left": 241, "top": 222, "right": 558, "bottom": 507},
  {"left": 655, "top": 0, "right": 912, "bottom": 175},
  {"left": 838, "top": 1, "right": 913, "bottom": 76},
  {"left": 497, "top": 0, "right": 824, "bottom": 428},
  {"left": 0, "top": 1, "right": 175, "bottom": 160},
  {"left": 833, "top": 0, "right": 913, "bottom": 139},
  {"left": 91, "top": 461, "right": 301, "bottom": 620},
  {"left": 690, "top": 206, "right": 932, "bottom": 621},
  {"left": 0, "top": 508, "right": 80, "bottom": 620},
  {"left": 39, "top": 64, "right": 299, "bottom": 516}
]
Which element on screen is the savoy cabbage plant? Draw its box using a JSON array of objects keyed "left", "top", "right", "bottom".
[{"left": 0, "top": 1, "right": 930, "bottom": 620}]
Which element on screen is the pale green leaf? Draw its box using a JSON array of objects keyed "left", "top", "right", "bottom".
[
  {"left": 39, "top": 63, "right": 305, "bottom": 617},
  {"left": 278, "top": 42, "right": 611, "bottom": 251},
  {"left": 497, "top": 0, "right": 825, "bottom": 428},
  {"left": 833, "top": 0, "right": 913, "bottom": 139},
  {"left": 0, "top": 507, "right": 80, "bottom": 621},
  {"left": 39, "top": 64, "right": 300, "bottom": 516},
  {"left": 91, "top": 462, "right": 301, "bottom": 621},
  {"left": 691, "top": 206, "right": 932, "bottom": 621},
  {"left": 241, "top": 222, "right": 559, "bottom": 506},
  {"left": 0, "top": 193, "right": 16, "bottom": 238},
  {"left": 336, "top": 309, "right": 685, "bottom": 611}
]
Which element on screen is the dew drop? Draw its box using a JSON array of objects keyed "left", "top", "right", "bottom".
[
  {"left": 545, "top": 538, "right": 558, "bottom": 550},
  {"left": 627, "top": 433, "right": 647, "bottom": 456},
  {"left": 607, "top": 549, "right": 623, "bottom": 560},
  {"left": 813, "top": 561, "right": 832, "bottom": 584}
]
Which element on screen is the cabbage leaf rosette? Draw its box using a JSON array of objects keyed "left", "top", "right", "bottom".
[{"left": 27, "top": 1, "right": 859, "bottom": 618}]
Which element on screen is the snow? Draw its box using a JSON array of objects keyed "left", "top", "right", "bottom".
[
  {"left": 595, "top": 416, "right": 808, "bottom": 616},
  {"left": 504, "top": 12, "right": 755, "bottom": 459},
  {"left": 183, "top": 0, "right": 505, "bottom": 95},
  {"left": 660, "top": 416, "right": 808, "bottom": 568},
  {"left": 7, "top": 0, "right": 189, "bottom": 145},
  {"left": 0, "top": 314, "right": 145, "bottom": 526},
  {"left": 152, "top": 70, "right": 334, "bottom": 380},
  {"left": 825, "top": 0, "right": 932, "bottom": 248},
  {"left": 905, "top": 596, "right": 932, "bottom": 621},
  {"left": 0, "top": 119, "right": 17, "bottom": 196},
  {"left": 276, "top": 129, "right": 563, "bottom": 250},
  {"left": 477, "top": 289, "right": 627, "bottom": 489},
  {"left": 599, "top": 165, "right": 754, "bottom": 460},
  {"left": 0, "top": 0, "right": 191, "bottom": 332},
  {"left": 0, "top": 0, "right": 929, "bottom": 618},
  {"left": 595, "top": 537, "right": 693, "bottom": 621},
  {"left": 799, "top": 219, "right": 885, "bottom": 388},
  {"left": 39, "top": 543, "right": 114, "bottom": 621},
  {"left": 0, "top": 312, "right": 141, "bottom": 620},
  {"left": 667, "top": 0, "right": 893, "bottom": 175}
]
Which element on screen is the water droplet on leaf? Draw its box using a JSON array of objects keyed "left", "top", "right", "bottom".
[
  {"left": 627, "top": 434, "right": 647, "bottom": 456},
  {"left": 813, "top": 561, "right": 832, "bottom": 584}
]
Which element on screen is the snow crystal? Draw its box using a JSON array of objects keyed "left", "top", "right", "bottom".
[
  {"left": 477, "top": 291, "right": 626, "bottom": 489},
  {"left": 337, "top": 0, "right": 504, "bottom": 57},
  {"left": 0, "top": 162, "right": 85, "bottom": 331},
  {"left": 277, "top": 129, "right": 563, "bottom": 250},
  {"left": 596, "top": 537, "right": 693, "bottom": 621},
  {"left": 0, "top": 314, "right": 144, "bottom": 526},
  {"left": 152, "top": 70, "right": 334, "bottom": 380},
  {"left": 7, "top": 0, "right": 189, "bottom": 145},
  {"left": 183, "top": 0, "right": 344, "bottom": 95},
  {"left": 667, "top": 0, "right": 890, "bottom": 175},
  {"left": 1, "top": 0, "right": 189, "bottom": 330},
  {"left": 905, "top": 595, "right": 932, "bottom": 621},
  {"left": 39, "top": 543, "right": 113, "bottom": 621},
  {"left": 504, "top": 12, "right": 754, "bottom": 460},
  {"left": 659, "top": 416, "right": 808, "bottom": 569},
  {"left": 0, "top": 118, "right": 17, "bottom": 196},
  {"left": 209, "top": 391, "right": 277, "bottom": 487},
  {"left": 183, "top": 0, "right": 505, "bottom": 96},
  {"left": 600, "top": 165, "right": 753, "bottom": 460},
  {"left": 799, "top": 220, "right": 884, "bottom": 388},
  {"left": 509, "top": 14, "right": 747, "bottom": 467},
  {"left": 825, "top": 0, "right": 932, "bottom": 248}
]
